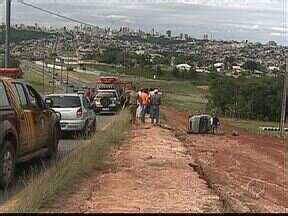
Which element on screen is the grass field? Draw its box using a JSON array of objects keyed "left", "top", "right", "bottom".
[
  {"left": 23, "top": 67, "right": 62, "bottom": 95},
  {"left": 225, "top": 118, "right": 281, "bottom": 133},
  {"left": 126, "top": 76, "right": 209, "bottom": 114}
]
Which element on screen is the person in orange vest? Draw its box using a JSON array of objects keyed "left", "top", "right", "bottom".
[{"left": 140, "top": 88, "right": 149, "bottom": 123}]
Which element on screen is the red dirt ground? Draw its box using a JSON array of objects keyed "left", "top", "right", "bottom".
[
  {"left": 162, "top": 106, "right": 288, "bottom": 213},
  {"left": 43, "top": 123, "right": 224, "bottom": 213}
]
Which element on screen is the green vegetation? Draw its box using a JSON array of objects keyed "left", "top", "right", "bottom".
[
  {"left": 84, "top": 46, "right": 219, "bottom": 84},
  {"left": 226, "top": 118, "right": 279, "bottom": 133},
  {"left": 207, "top": 76, "right": 284, "bottom": 122},
  {"left": 23, "top": 68, "right": 61, "bottom": 94},
  {"left": 0, "top": 26, "right": 53, "bottom": 43},
  {"left": 128, "top": 77, "right": 208, "bottom": 114},
  {"left": 5, "top": 110, "right": 130, "bottom": 213},
  {"left": 85, "top": 64, "right": 120, "bottom": 74}
]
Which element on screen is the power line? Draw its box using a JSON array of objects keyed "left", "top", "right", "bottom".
[{"left": 18, "top": 0, "right": 97, "bottom": 28}]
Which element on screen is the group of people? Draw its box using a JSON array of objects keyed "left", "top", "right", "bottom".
[{"left": 126, "top": 87, "right": 162, "bottom": 125}]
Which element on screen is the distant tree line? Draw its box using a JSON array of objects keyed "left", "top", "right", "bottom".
[
  {"left": 207, "top": 76, "right": 285, "bottom": 121},
  {"left": 0, "top": 26, "right": 53, "bottom": 43}
]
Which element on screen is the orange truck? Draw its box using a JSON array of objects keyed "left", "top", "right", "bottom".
[{"left": 95, "top": 76, "right": 132, "bottom": 92}]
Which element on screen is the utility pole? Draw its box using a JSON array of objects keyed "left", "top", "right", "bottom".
[
  {"left": 52, "top": 53, "right": 56, "bottom": 94},
  {"left": 5, "top": 0, "right": 11, "bottom": 67},
  {"left": 42, "top": 56, "right": 45, "bottom": 93},
  {"left": 60, "top": 58, "right": 63, "bottom": 84},
  {"left": 280, "top": 56, "right": 287, "bottom": 138},
  {"left": 66, "top": 61, "right": 69, "bottom": 93}
]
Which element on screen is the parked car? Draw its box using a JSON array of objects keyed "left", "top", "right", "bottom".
[
  {"left": 94, "top": 89, "right": 121, "bottom": 114},
  {"left": 0, "top": 77, "right": 61, "bottom": 188},
  {"left": 45, "top": 93, "right": 97, "bottom": 135}
]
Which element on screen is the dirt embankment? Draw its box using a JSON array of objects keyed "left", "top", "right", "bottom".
[
  {"left": 162, "top": 106, "right": 288, "bottom": 213},
  {"left": 44, "top": 123, "right": 224, "bottom": 213}
]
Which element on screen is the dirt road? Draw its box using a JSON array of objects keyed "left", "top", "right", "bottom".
[
  {"left": 162, "top": 107, "right": 288, "bottom": 213},
  {"left": 44, "top": 123, "right": 224, "bottom": 213}
]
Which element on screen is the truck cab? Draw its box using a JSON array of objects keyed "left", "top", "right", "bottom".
[{"left": 0, "top": 77, "right": 61, "bottom": 188}]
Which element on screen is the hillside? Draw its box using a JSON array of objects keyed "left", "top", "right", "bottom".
[{"left": 0, "top": 26, "right": 53, "bottom": 43}]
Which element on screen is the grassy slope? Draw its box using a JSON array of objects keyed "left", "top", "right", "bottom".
[
  {"left": 132, "top": 78, "right": 208, "bottom": 114},
  {"left": 225, "top": 118, "right": 280, "bottom": 133},
  {"left": 4, "top": 110, "right": 130, "bottom": 213},
  {"left": 23, "top": 67, "right": 62, "bottom": 95},
  {"left": 0, "top": 27, "right": 52, "bottom": 43}
]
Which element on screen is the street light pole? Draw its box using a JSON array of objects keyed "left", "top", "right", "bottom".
[
  {"left": 280, "top": 56, "right": 287, "bottom": 138},
  {"left": 4, "top": 0, "right": 11, "bottom": 68}
]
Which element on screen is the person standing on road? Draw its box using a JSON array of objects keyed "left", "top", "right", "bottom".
[
  {"left": 126, "top": 87, "right": 138, "bottom": 124},
  {"left": 140, "top": 89, "right": 149, "bottom": 123},
  {"left": 150, "top": 88, "right": 161, "bottom": 125},
  {"left": 212, "top": 114, "right": 220, "bottom": 134},
  {"left": 136, "top": 89, "right": 143, "bottom": 119},
  {"left": 90, "top": 88, "right": 97, "bottom": 114},
  {"left": 84, "top": 88, "right": 92, "bottom": 103}
]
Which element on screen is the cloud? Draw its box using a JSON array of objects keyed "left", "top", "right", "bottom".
[
  {"left": 271, "top": 32, "right": 281, "bottom": 36},
  {"left": 271, "top": 27, "right": 287, "bottom": 32}
]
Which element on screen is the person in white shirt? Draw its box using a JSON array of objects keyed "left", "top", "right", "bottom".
[{"left": 136, "top": 89, "right": 143, "bottom": 119}]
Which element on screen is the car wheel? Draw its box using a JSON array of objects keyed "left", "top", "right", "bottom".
[
  {"left": 48, "top": 125, "right": 59, "bottom": 159},
  {"left": 0, "top": 140, "right": 16, "bottom": 189}
]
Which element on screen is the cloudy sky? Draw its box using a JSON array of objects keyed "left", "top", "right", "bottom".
[
  {"left": 0, "top": 0, "right": 287, "bottom": 44},
  {"left": 5, "top": 0, "right": 285, "bottom": 7}
]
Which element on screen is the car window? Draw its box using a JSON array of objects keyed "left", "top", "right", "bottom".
[
  {"left": 14, "top": 83, "right": 28, "bottom": 107},
  {"left": 47, "top": 96, "right": 81, "bottom": 108},
  {"left": 26, "top": 85, "right": 44, "bottom": 109},
  {"left": 0, "top": 81, "right": 10, "bottom": 107}
]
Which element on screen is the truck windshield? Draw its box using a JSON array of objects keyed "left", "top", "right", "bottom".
[{"left": 48, "top": 96, "right": 81, "bottom": 108}]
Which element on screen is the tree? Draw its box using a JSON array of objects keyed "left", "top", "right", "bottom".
[
  {"left": 208, "top": 76, "right": 282, "bottom": 121},
  {"left": 242, "top": 60, "right": 261, "bottom": 73}
]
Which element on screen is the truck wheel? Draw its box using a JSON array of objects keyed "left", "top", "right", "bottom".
[
  {"left": 0, "top": 140, "right": 16, "bottom": 189},
  {"left": 48, "top": 126, "right": 59, "bottom": 159}
]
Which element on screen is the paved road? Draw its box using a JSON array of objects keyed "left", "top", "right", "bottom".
[
  {"left": 21, "top": 60, "right": 87, "bottom": 92},
  {"left": 58, "top": 115, "right": 115, "bottom": 156}
]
